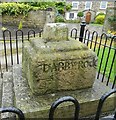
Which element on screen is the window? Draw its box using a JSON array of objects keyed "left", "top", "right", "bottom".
[
  {"left": 100, "top": 1, "right": 107, "bottom": 9},
  {"left": 85, "top": 1, "right": 92, "bottom": 10},
  {"left": 69, "top": 13, "right": 74, "bottom": 19},
  {"left": 72, "top": 2, "right": 79, "bottom": 9}
]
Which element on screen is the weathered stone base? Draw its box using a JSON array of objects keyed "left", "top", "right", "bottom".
[
  {"left": 12, "top": 65, "right": 115, "bottom": 119},
  {"left": 23, "top": 38, "right": 97, "bottom": 95}
]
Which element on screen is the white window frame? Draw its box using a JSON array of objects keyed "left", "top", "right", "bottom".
[
  {"left": 72, "top": 1, "right": 79, "bottom": 10},
  {"left": 69, "top": 12, "right": 74, "bottom": 19},
  {"left": 85, "top": 1, "right": 92, "bottom": 10},
  {"left": 100, "top": 1, "right": 108, "bottom": 9}
]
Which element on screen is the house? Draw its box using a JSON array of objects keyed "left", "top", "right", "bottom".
[{"left": 65, "top": 1, "right": 114, "bottom": 23}]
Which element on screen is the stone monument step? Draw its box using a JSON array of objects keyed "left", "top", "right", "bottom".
[
  {"left": 1, "top": 71, "right": 15, "bottom": 119},
  {"left": 12, "top": 64, "right": 115, "bottom": 119},
  {"left": 2, "top": 71, "right": 14, "bottom": 107},
  {"left": 0, "top": 76, "right": 3, "bottom": 107},
  {"left": 100, "top": 115, "right": 114, "bottom": 120}
]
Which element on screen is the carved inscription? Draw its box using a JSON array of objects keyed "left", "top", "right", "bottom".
[{"left": 37, "top": 58, "right": 97, "bottom": 72}]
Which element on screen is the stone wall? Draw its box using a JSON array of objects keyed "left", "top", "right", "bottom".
[
  {"left": 1, "top": 10, "right": 55, "bottom": 29},
  {"left": 103, "top": 7, "right": 116, "bottom": 33}
]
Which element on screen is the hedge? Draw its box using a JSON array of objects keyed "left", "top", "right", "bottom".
[
  {"left": 0, "top": 2, "right": 71, "bottom": 16},
  {"left": 95, "top": 15, "right": 105, "bottom": 24}
]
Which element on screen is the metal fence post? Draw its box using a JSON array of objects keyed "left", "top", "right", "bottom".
[
  {"left": 0, "top": 107, "right": 25, "bottom": 120},
  {"left": 0, "top": 61, "right": 3, "bottom": 78},
  {"left": 79, "top": 21, "right": 86, "bottom": 42},
  {"left": 49, "top": 96, "right": 80, "bottom": 120},
  {"left": 95, "top": 89, "right": 116, "bottom": 120}
]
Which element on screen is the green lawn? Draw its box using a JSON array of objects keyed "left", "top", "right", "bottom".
[{"left": 95, "top": 47, "right": 115, "bottom": 82}]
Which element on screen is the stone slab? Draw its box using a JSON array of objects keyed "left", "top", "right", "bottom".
[
  {"left": 2, "top": 72, "right": 14, "bottom": 107},
  {"left": 43, "top": 23, "right": 68, "bottom": 42},
  {"left": 13, "top": 64, "right": 116, "bottom": 119},
  {"left": 0, "top": 76, "right": 3, "bottom": 107},
  {"left": 1, "top": 71, "right": 15, "bottom": 119}
]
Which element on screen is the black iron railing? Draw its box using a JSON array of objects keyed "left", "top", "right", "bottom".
[
  {"left": 0, "top": 89, "right": 115, "bottom": 119},
  {"left": 95, "top": 89, "right": 116, "bottom": 120},
  {"left": 0, "top": 29, "right": 42, "bottom": 72},
  {"left": 70, "top": 24, "right": 116, "bottom": 89},
  {"left": 28, "top": 29, "right": 35, "bottom": 41},
  {"left": 0, "top": 107, "right": 25, "bottom": 120},
  {"left": 15, "top": 30, "right": 24, "bottom": 64},
  {"left": 0, "top": 22, "right": 115, "bottom": 89},
  {"left": 49, "top": 96, "right": 80, "bottom": 120}
]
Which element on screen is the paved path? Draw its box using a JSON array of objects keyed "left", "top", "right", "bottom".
[
  {"left": 1, "top": 23, "right": 103, "bottom": 38},
  {"left": 0, "top": 76, "right": 3, "bottom": 106},
  {"left": 0, "top": 42, "right": 22, "bottom": 51}
]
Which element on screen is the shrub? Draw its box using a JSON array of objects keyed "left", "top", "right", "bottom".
[
  {"left": 66, "top": 4, "right": 72, "bottom": 11},
  {"left": 108, "top": 16, "right": 116, "bottom": 23},
  {"left": 77, "top": 11, "right": 84, "bottom": 17},
  {"left": 66, "top": 19, "right": 80, "bottom": 23},
  {"left": 56, "top": 7, "right": 65, "bottom": 14},
  {"left": 96, "top": 12, "right": 105, "bottom": 16},
  {"left": 55, "top": 2, "right": 66, "bottom": 15},
  {"left": 95, "top": 15, "right": 105, "bottom": 24},
  {"left": 0, "top": 3, "right": 31, "bottom": 16},
  {"left": 0, "top": 2, "right": 72, "bottom": 16},
  {"left": 55, "top": 15, "right": 65, "bottom": 22}
]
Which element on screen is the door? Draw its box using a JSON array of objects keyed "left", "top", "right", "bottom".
[{"left": 85, "top": 12, "right": 91, "bottom": 24}]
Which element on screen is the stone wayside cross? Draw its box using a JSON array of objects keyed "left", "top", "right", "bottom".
[{"left": 22, "top": 23, "right": 97, "bottom": 95}]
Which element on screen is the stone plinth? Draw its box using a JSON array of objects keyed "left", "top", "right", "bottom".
[
  {"left": 43, "top": 23, "right": 68, "bottom": 42},
  {"left": 13, "top": 65, "right": 115, "bottom": 119},
  {"left": 22, "top": 23, "right": 97, "bottom": 95}
]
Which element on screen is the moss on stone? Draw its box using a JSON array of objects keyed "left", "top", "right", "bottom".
[{"left": 23, "top": 38, "right": 97, "bottom": 95}]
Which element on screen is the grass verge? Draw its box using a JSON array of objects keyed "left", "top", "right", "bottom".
[{"left": 96, "top": 47, "right": 115, "bottom": 82}]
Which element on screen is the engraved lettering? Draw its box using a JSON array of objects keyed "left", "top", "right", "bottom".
[
  {"left": 78, "top": 61, "right": 85, "bottom": 68},
  {"left": 43, "top": 63, "right": 51, "bottom": 72},
  {"left": 37, "top": 58, "right": 97, "bottom": 72},
  {"left": 88, "top": 60, "right": 93, "bottom": 67},
  {"left": 84, "top": 61, "right": 88, "bottom": 67},
  {"left": 65, "top": 61, "right": 71, "bottom": 70},
  {"left": 53, "top": 62, "right": 58, "bottom": 71},
  {"left": 58, "top": 62, "right": 65, "bottom": 71}
]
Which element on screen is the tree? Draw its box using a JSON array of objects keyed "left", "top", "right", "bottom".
[
  {"left": 77, "top": 11, "right": 84, "bottom": 22},
  {"left": 77, "top": 11, "right": 84, "bottom": 17}
]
